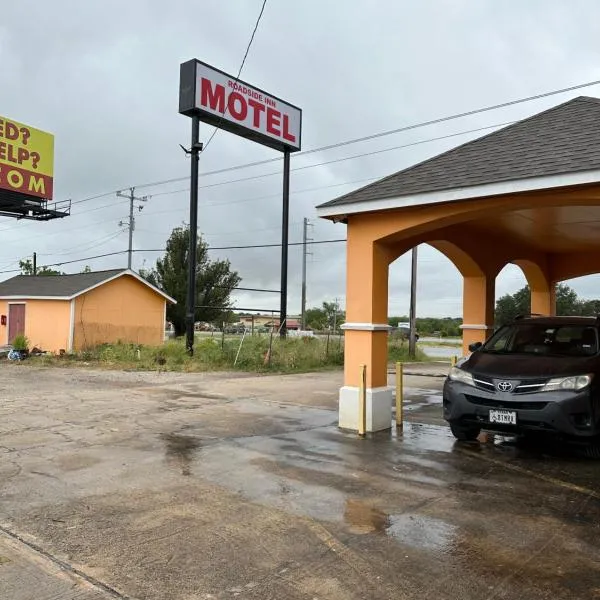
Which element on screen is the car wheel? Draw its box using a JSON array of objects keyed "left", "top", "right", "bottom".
[{"left": 450, "top": 423, "right": 481, "bottom": 441}]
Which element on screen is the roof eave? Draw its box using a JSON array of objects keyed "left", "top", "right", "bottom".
[{"left": 316, "top": 168, "right": 600, "bottom": 219}]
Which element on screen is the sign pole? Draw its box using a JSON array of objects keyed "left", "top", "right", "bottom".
[
  {"left": 279, "top": 148, "right": 291, "bottom": 338},
  {"left": 186, "top": 115, "right": 201, "bottom": 356}
]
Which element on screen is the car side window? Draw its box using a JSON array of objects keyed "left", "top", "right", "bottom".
[{"left": 485, "top": 328, "right": 512, "bottom": 351}]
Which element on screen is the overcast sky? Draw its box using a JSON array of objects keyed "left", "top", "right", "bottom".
[{"left": 2, "top": 0, "right": 600, "bottom": 318}]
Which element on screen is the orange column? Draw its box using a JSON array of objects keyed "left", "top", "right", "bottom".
[
  {"left": 461, "top": 273, "right": 495, "bottom": 355},
  {"left": 340, "top": 225, "right": 393, "bottom": 432},
  {"left": 531, "top": 285, "right": 556, "bottom": 316}
]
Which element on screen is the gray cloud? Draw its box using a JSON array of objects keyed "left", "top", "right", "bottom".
[{"left": 2, "top": 0, "right": 600, "bottom": 318}]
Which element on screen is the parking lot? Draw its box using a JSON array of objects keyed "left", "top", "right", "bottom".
[{"left": 1, "top": 364, "right": 599, "bottom": 599}]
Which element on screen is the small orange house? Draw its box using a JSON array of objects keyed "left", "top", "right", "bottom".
[{"left": 0, "top": 269, "right": 176, "bottom": 353}]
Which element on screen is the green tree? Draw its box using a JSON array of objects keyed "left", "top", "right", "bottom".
[
  {"left": 141, "top": 225, "right": 241, "bottom": 336},
  {"left": 323, "top": 301, "right": 345, "bottom": 330},
  {"left": 305, "top": 307, "right": 327, "bottom": 330},
  {"left": 495, "top": 283, "right": 585, "bottom": 326},
  {"left": 305, "top": 302, "right": 345, "bottom": 331},
  {"left": 19, "top": 259, "right": 62, "bottom": 276},
  {"left": 80, "top": 265, "right": 92, "bottom": 273}
]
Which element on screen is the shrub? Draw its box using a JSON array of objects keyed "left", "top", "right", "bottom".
[{"left": 11, "top": 334, "right": 29, "bottom": 352}]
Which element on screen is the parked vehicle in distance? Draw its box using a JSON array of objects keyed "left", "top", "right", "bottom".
[{"left": 443, "top": 316, "right": 600, "bottom": 452}]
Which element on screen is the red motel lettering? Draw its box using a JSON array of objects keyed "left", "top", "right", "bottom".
[{"left": 200, "top": 77, "right": 296, "bottom": 144}]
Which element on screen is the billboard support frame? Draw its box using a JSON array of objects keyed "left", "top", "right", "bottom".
[
  {"left": 179, "top": 59, "right": 301, "bottom": 356},
  {"left": 185, "top": 116, "right": 203, "bottom": 356}
]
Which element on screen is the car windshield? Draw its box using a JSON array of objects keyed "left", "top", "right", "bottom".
[{"left": 482, "top": 323, "right": 599, "bottom": 357}]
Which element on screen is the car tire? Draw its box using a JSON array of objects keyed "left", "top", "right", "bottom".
[{"left": 450, "top": 423, "right": 481, "bottom": 441}]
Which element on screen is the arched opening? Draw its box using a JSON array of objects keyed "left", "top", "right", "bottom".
[
  {"left": 495, "top": 259, "right": 556, "bottom": 325},
  {"left": 388, "top": 244, "right": 463, "bottom": 360},
  {"left": 495, "top": 263, "right": 529, "bottom": 326}
]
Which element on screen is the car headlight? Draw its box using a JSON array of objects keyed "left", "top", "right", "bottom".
[
  {"left": 541, "top": 374, "right": 593, "bottom": 392},
  {"left": 448, "top": 366, "right": 475, "bottom": 387}
]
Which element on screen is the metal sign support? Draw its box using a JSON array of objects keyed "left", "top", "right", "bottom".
[
  {"left": 279, "top": 148, "right": 291, "bottom": 338},
  {"left": 186, "top": 115, "right": 202, "bottom": 356}
]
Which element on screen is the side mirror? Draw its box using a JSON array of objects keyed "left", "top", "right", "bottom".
[{"left": 468, "top": 342, "right": 483, "bottom": 352}]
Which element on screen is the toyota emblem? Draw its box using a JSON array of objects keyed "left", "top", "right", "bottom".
[{"left": 497, "top": 381, "right": 513, "bottom": 392}]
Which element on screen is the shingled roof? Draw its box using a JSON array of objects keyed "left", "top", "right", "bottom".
[
  {"left": 0, "top": 269, "right": 175, "bottom": 302},
  {"left": 317, "top": 96, "right": 600, "bottom": 211}
]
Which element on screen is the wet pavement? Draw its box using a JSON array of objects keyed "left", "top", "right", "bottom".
[{"left": 1, "top": 366, "right": 599, "bottom": 599}]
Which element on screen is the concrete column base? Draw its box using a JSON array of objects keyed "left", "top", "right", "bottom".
[{"left": 339, "top": 385, "right": 393, "bottom": 432}]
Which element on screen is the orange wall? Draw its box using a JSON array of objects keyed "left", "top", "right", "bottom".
[
  {"left": 72, "top": 275, "right": 166, "bottom": 350},
  {"left": 0, "top": 299, "right": 71, "bottom": 352}
]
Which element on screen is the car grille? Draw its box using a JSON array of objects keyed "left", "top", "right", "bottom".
[
  {"left": 471, "top": 375, "right": 549, "bottom": 395},
  {"left": 513, "top": 379, "right": 548, "bottom": 394},
  {"left": 473, "top": 375, "right": 495, "bottom": 392},
  {"left": 464, "top": 394, "right": 549, "bottom": 411}
]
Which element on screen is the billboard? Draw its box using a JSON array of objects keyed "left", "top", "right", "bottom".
[
  {"left": 0, "top": 116, "right": 54, "bottom": 201},
  {"left": 179, "top": 59, "right": 302, "bottom": 153}
]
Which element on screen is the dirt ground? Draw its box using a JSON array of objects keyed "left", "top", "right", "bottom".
[{"left": 1, "top": 364, "right": 600, "bottom": 599}]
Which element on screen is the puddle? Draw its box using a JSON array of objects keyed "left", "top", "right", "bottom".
[
  {"left": 160, "top": 433, "right": 202, "bottom": 476},
  {"left": 344, "top": 499, "right": 457, "bottom": 551},
  {"left": 344, "top": 499, "right": 390, "bottom": 533},
  {"left": 406, "top": 393, "right": 443, "bottom": 411},
  {"left": 386, "top": 513, "right": 456, "bottom": 551}
]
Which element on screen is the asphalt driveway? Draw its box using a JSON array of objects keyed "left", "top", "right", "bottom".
[{"left": 1, "top": 365, "right": 599, "bottom": 599}]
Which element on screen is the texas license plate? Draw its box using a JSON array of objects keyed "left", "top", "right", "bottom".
[{"left": 489, "top": 409, "right": 517, "bottom": 425}]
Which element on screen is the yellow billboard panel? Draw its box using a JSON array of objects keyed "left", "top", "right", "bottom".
[{"left": 0, "top": 115, "right": 54, "bottom": 200}]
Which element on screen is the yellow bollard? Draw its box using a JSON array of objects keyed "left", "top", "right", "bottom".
[
  {"left": 395, "top": 361, "right": 404, "bottom": 428},
  {"left": 451, "top": 355, "right": 458, "bottom": 367},
  {"left": 358, "top": 364, "right": 367, "bottom": 437}
]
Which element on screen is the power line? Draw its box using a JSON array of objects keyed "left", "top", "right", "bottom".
[
  {"left": 0, "top": 238, "right": 347, "bottom": 275},
  {"left": 134, "top": 77, "right": 600, "bottom": 190},
  {"left": 7, "top": 74, "right": 599, "bottom": 223},
  {"left": 3, "top": 119, "right": 500, "bottom": 243},
  {"left": 1, "top": 118, "right": 501, "bottom": 239},
  {"left": 201, "top": 0, "right": 269, "bottom": 155},
  {"left": 148, "top": 121, "right": 514, "bottom": 200},
  {"left": 3, "top": 77, "right": 600, "bottom": 246}
]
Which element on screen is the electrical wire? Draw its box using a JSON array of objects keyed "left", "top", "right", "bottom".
[
  {"left": 148, "top": 121, "right": 514, "bottom": 200},
  {"left": 41, "top": 231, "right": 124, "bottom": 257},
  {"left": 2, "top": 78, "right": 600, "bottom": 247},
  {"left": 134, "top": 77, "right": 600, "bottom": 190},
  {"left": 201, "top": 0, "right": 269, "bottom": 155},
  {"left": 0, "top": 238, "right": 347, "bottom": 275},
  {"left": 0, "top": 120, "right": 506, "bottom": 242}
]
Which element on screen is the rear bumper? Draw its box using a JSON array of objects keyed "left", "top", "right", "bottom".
[{"left": 443, "top": 380, "right": 599, "bottom": 438}]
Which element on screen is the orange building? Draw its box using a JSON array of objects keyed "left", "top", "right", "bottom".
[
  {"left": 317, "top": 96, "right": 600, "bottom": 432},
  {"left": 0, "top": 269, "right": 175, "bottom": 353}
]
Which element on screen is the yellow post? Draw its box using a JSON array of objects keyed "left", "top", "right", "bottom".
[
  {"left": 358, "top": 364, "right": 366, "bottom": 437},
  {"left": 395, "top": 361, "right": 403, "bottom": 428},
  {"left": 451, "top": 355, "right": 457, "bottom": 367}
]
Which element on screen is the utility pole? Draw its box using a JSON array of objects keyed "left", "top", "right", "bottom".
[
  {"left": 117, "top": 187, "right": 148, "bottom": 270},
  {"left": 32, "top": 252, "right": 37, "bottom": 275},
  {"left": 408, "top": 246, "right": 418, "bottom": 359},
  {"left": 333, "top": 297, "right": 339, "bottom": 333},
  {"left": 300, "top": 217, "right": 313, "bottom": 330}
]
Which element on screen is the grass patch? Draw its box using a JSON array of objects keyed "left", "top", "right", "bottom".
[
  {"left": 418, "top": 340, "right": 462, "bottom": 348},
  {"left": 27, "top": 333, "right": 434, "bottom": 373},
  {"left": 387, "top": 342, "right": 430, "bottom": 363}
]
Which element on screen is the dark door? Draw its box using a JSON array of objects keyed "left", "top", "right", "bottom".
[{"left": 8, "top": 304, "right": 25, "bottom": 343}]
